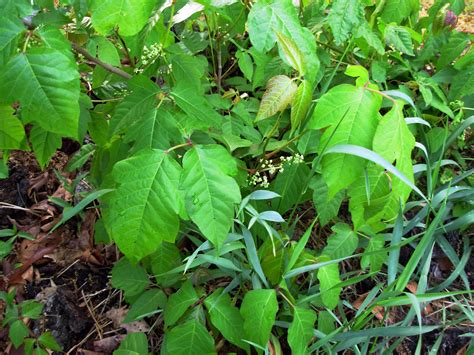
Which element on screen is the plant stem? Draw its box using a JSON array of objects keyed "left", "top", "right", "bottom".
[
  {"left": 265, "top": 129, "right": 310, "bottom": 159},
  {"left": 72, "top": 43, "right": 132, "bottom": 79},
  {"left": 165, "top": 140, "right": 192, "bottom": 154}
]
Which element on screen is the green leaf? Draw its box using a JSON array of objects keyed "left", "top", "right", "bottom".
[
  {"left": 96, "top": 36, "right": 121, "bottom": 66},
  {"left": 355, "top": 23, "right": 385, "bottom": 55},
  {"left": 328, "top": 0, "right": 365, "bottom": 45},
  {"left": 317, "top": 256, "right": 341, "bottom": 309},
  {"left": 164, "top": 280, "right": 199, "bottom": 327},
  {"left": 108, "top": 149, "right": 182, "bottom": 262},
  {"left": 308, "top": 85, "right": 381, "bottom": 197},
  {"left": 247, "top": 0, "right": 319, "bottom": 82},
  {"left": 109, "top": 76, "right": 160, "bottom": 136},
  {"left": 91, "top": 0, "right": 155, "bottom": 36},
  {"left": 372, "top": 103, "right": 415, "bottom": 218},
  {"left": 170, "top": 53, "right": 208, "bottom": 93},
  {"left": 247, "top": 0, "right": 297, "bottom": 52},
  {"left": 124, "top": 108, "right": 174, "bottom": 152},
  {"left": 288, "top": 306, "right": 317, "bottom": 355},
  {"left": 436, "top": 32, "right": 470, "bottom": 69},
  {"left": 276, "top": 32, "right": 304, "bottom": 75},
  {"left": 0, "top": 16, "right": 24, "bottom": 66},
  {"left": 165, "top": 319, "right": 216, "bottom": 355},
  {"left": 37, "top": 332, "right": 61, "bottom": 351},
  {"left": 111, "top": 258, "right": 149, "bottom": 298},
  {"left": 384, "top": 25, "right": 414, "bottom": 56},
  {"left": 240, "top": 289, "right": 278, "bottom": 348},
  {"left": 29, "top": 126, "right": 62, "bottom": 169},
  {"left": 291, "top": 80, "right": 313, "bottom": 132},
  {"left": 170, "top": 83, "right": 222, "bottom": 129},
  {"left": 361, "top": 234, "right": 386, "bottom": 272},
  {"left": 204, "top": 289, "right": 248, "bottom": 350},
  {"left": 124, "top": 289, "right": 166, "bottom": 323},
  {"left": 20, "top": 300, "right": 43, "bottom": 319},
  {"left": 381, "top": 0, "right": 418, "bottom": 24},
  {"left": 310, "top": 175, "right": 344, "bottom": 226},
  {"left": 114, "top": 332, "right": 148, "bottom": 355},
  {"left": 323, "top": 223, "right": 358, "bottom": 259},
  {"left": 256, "top": 75, "right": 297, "bottom": 121},
  {"left": 150, "top": 242, "right": 182, "bottom": 287},
  {"left": 235, "top": 50, "right": 254, "bottom": 82},
  {"left": 9, "top": 319, "right": 29, "bottom": 349},
  {"left": 181, "top": 145, "right": 241, "bottom": 249},
  {"left": 449, "top": 67, "right": 474, "bottom": 100},
  {"left": 0, "top": 48, "right": 80, "bottom": 137},
  {"left": 0, "top": 105, "right": 24, "bottom": 149},
  {"left": 271, "top": 161, "right": 311, "bottom": 214}
]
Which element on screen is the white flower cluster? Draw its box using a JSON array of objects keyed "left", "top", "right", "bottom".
[
  {"left": 249, "top": 172, "right": 269, "bottom": 188},
  {"left": 134, "top": 43, "right": 164, "bottom": 74},
  {"left": 248, "top": 154, "right": 305, "bottom": 188}
]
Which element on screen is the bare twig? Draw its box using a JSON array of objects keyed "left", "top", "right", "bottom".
[{"left": 71, "top": 43, "right": 132, "bottom": 80}]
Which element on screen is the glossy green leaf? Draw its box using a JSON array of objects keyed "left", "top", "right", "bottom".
[
  {"left": 360, "top": 234, "right": 386, "bottom": 272},
  {"left": 310, "top": 175, "right": 344, "bottom": 227},
  {"left": 9, "top": 319, "right": 29, "bottom": 349},
  {"left": 256, "top": 75, "right": 297, "bottom": 121},
  {"left": 204, "top": 289, "right": 247, "bottom": 350},
  {"left": 0, "top": 105, "right": 24, "bottom": 150},
  {"left": 181, "top": 145, "right": 241, "bottom": 249},
  {"left": 317, "top": 256, "right": 341, "bottom": 309},
  {"left": 111, "top": 258, "right": 150, "bottom": 298},
  {"left": 124, "top": 289, "right": 167, "bottom": 323},
  {"left": 29, "top": 126, "right": 62, "bottom": 169},
  {"left": 247, "top": 0, "right": 319, "bottom": 82},
  {"left": 124, "top": 108, "right": 174, "bottom": 152},
  {"left": 91, "top": 0, "right": 155, "bottom": 36},
  {"left": 20, "top": 300, "right": 43, "bottom": 319},
  {"left": 109, "top": 149, "right": 182, "bottom": 262},
  {"left": 372, "top": 103, "right": 416, "bottom": 218},
  {"left": 0, "top": 16, "right": 24, "bottom": 66},
  {"left": 165, "top": 319, "right": 216, "bottom": 355},
  {"left": 288, "top": 306, "right": 317, "bottom": 355},
  {"left": 384, "top": 25, "right": 414, "bottom": 56},
  {"left": 276, "top": 32, "right": 304, "bottom": 74},
  {"left": 0, "top": 48, "right": 80, "bottom": 137},
  {"left": 109, "top": 76, "right": 160, "bottom": 136},
  {"left": 323, "top": 223, "right": 358, "bottom": 259},
  {"left": 164, "top": 280, "right": 199, "bottom": 327},
  {"left": 308, "top": 84, "right": 381, "bottom": 197},
  {"left": 272, "top": 161, "right": 311, "bottom": 214},
  {"left": 381, "top": 0, "right": 418, "bottom": 24},
  {"left": 150, "top": 242, "right": 182, "bottom": 287},
  {"left": 114, "top": 332, "right": 148, "bottom": 355},
  {"left": 37, "top": 332, "right": 61, "bottom": 351},
  {"left": 328, "top": 0, "right": 365, "bottom": 45},
  {"left": 291, "top": 80, "right": 313, "bottom": 132},
  {"left": 240, "top": 289, "right": 278, "bottom": 348},
  {"left": 171, "top": 83, "right": 222, "bottom": 129},
  {"left": 236, "top": 50, "right": 254, "bottom": 82}
]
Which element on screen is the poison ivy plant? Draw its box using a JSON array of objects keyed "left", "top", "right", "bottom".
[{"left": 0, "top": 0, "right": 472, "bottom": 353}]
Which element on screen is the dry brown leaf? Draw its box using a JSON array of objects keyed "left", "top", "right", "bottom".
[
  {"left": 353, "top": 292, "right": 394, "bottom": 322},
  {"left": 92, "top": 335, "right": 126, "bottom": 353},
  {"left": 105, "top": 307, "right": 150, "bottom": 333}
]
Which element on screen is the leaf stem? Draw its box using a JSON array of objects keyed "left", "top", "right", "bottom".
[
  {"left": 165, "top": 140, "right": 193, "bottom": 154},
  {"left": 365, "top": 87, "right": 397, "bottom": 104}
]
